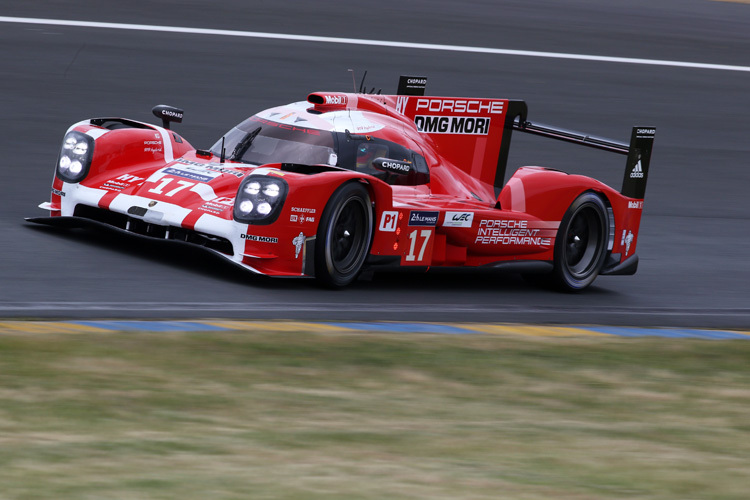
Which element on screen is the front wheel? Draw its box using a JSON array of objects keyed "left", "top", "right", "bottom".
[
  {"left": 314, "top": 182, "right": 373, "bottom": 287},
  {"left": 551, "top": 192, "right": 610, "bottom": 292}
]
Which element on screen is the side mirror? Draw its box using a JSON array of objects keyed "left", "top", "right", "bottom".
[
  {"left": 372, "top": 157, "right": 413, "bottom": 176},
  {"left": 152, "top": 105, "right": 184, "bottom": 130}
]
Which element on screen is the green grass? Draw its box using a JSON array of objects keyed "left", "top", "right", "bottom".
[{"left": 0, "top": 329, "right": 749, "bottom": 499}]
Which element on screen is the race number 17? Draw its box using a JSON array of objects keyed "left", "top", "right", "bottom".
[
  {"left": 405, "top": 229, "right": 432, "bottom": 263},
  {"left": 148, "top": 177, "right": 194, "bottom": 197}
]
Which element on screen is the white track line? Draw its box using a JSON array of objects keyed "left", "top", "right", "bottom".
[{"left": 2, "top": 16, "right": 750, "bottom": 73}]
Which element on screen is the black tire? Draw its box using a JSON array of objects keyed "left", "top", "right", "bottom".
[
  {"left": 315, "top": 182, "right": 373, "bottom": 287},
  {"left": 551, "top": 192, "right": 610, "bottom": 292}
]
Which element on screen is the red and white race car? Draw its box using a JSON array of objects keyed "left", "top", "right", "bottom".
[{"left": 30, "top": 75, "right": 654, "bottom": 291}]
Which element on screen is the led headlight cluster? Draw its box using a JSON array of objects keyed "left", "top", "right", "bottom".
[
  {"left": 234, "top": 175, "right": 288, "bottom": 224},
  {"left": 57, "top": 131, "right": 94, "bottom": 183}
]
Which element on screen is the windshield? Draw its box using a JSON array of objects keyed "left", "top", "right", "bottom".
[
  {"left": 210, "top": 114, "right": 429, "bottom": 185},
  {"left": 211, "top": 116, "right": 337, "bottom": 166}
]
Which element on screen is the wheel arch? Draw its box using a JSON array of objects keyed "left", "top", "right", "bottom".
[
  {"left": 500, "top": 167, "right": 619, "bottom": 224},
  {"left": 551, "top": 190, "right": 612, "bottom": 291},
  {"left": 313, "top": 179, "right": 376, "bottom": 287}
]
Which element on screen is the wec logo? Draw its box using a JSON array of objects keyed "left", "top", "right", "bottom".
[{"left": 443, "top": 211, "right": 474, "bottom": 228}]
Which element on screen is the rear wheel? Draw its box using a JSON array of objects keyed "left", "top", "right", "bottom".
[
  {"left": 315, "top": 182, "right": 373, "bottom": 287},
  {"left": 551, "top": 192, "right": 610, "bottom": 291}
]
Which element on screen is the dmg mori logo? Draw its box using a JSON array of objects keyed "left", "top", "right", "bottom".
[{"left": 414, "top": 116, "right": 490, "bottom": 135}]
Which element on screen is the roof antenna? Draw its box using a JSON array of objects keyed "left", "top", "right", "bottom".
[
  {"left": 220, "top": 136, "right": 226, "bottom": 163},
  {"left": 358, "top": 70, "right": 368, "bottom": 93},
  {"left": 348, "top": 69, "right": 357, "bottom": 92}
]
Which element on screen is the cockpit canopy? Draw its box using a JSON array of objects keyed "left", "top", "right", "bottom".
[{"left": 211, "top": 114, "right": 429, "bottom": 184}]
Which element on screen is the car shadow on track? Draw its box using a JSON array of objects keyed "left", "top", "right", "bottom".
[
  {"left": 364, "top": 268, "right": 618, "bottom": 296},
  {"left": 25, "top": 223, "right": 619, "bottom": 296},
  {"left": 25, "top": 223, "right": 269, "bottom": 286}
]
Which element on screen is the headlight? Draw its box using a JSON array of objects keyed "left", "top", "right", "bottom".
[
  {"left": 56, "top": 131, "right": 94, "bottom": 183},
  {"left": 238, "top": 200, "right": 254, "bottom": 214},
  {"left": 245, "top": 181, "right": 261, "bottom": 195},
  {"left": 263, "top": 184, "right": 280, "bottom": 197},
  {"left": 257, "top": 202, "right": 272, "bottom": 215},
  {"left": 234, "top": 175, "right": 288, "bottom": 224}
]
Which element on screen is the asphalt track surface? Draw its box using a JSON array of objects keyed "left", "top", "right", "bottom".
[{"left": 1, "top": 1, "right": 749, "bottom": 328}]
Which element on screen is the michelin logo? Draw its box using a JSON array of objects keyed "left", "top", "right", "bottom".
[{"left": 621, "top": 230, "right": 634, "bottom": 256}]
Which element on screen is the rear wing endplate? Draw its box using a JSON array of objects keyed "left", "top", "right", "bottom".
[{"left": 513, "top": 121, "right": 655, "bottom": 199}]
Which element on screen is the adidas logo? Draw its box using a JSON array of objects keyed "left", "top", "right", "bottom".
[{"left": 630, "top": 160, "right": 644, "bottom": 179}]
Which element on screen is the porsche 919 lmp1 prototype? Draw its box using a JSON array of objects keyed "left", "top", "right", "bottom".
[{"left": 29, "top": 76, "right": 655, "bottom": 291}]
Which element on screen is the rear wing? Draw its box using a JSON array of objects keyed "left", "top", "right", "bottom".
[
  {"left": 394, "top": 75, "right": 655, "bottom": 197},
  {"left": 513, "top": 120, "right": 656, "bottom": 199}
]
